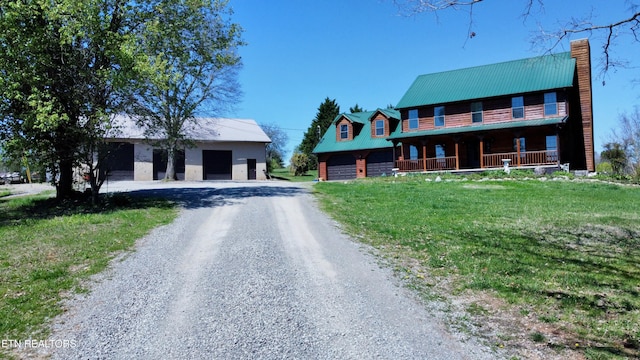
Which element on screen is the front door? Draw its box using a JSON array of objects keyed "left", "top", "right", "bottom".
[
  {"left": 466, "top": 139, "right": 480, "bottom": 168},
  {"left": 247, "top": 159, "right": 256, "bottom": 180}
]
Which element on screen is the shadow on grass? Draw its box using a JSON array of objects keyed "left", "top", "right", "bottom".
[
  {"left": 459, "top": 227, "right": 640, "bottom": 357},
  {"left": 0, "top": 192, "right": 174, "bottom": 227}
]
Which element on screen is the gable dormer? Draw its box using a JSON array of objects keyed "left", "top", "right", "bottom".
[
  {"left": 369, "top": 109, "right": 400, "bottom": 138},
  {"left": 335, "top": 116, "right": 354, "bottom": 141},
  {"left": 335, "top": 113, "right": 366, "bottom": 141}
]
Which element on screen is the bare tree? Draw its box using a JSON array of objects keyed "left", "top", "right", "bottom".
[
  {"left": 611, "top": 106, "right": 640, "bottom": 176},
  {"left": 260, "top": 123, "right": 289, "bottom": 171},
  {"left": 392, "top": 0, "right": 640, "bottom": 78}
]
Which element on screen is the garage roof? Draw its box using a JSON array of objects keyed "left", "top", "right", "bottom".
[
  {"left": 108, "top": 115, "right": 271, "bottom": 143},
  {"left": 313, "top": 109, "right": 401, "bottom": 154}
]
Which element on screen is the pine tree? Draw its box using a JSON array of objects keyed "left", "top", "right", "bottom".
[
  {"left": 298, "top": 98, "right": 340, "bottom": 169},
  {"left": 349, "top": 104, "right": 365, "bottom": 113}
]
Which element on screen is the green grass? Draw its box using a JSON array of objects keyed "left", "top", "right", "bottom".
[
  {"left": 0, "top": 193, "right": 177, "bottom": 358},
  {"left": 0, "top": 189, "right": 11, "bottom": 198},
  {"left": 270, "top": 168, "right": 318, "bottom": 182},
  {"left": 314, "top": 176, "right": 640, "bottom": 359}
]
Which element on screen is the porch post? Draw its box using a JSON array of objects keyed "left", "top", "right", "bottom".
[
  {"left": 422, "top": 141, "right": 427, "bottom": 172},
  {"left": 392, "top": 140, "right": 398, "bottom": 166},
  {"left": 516, "top": 136, "right": 521, "bottom": 167},
  {"left": 555, "top": 129, "right": 561, "bottom": 165},
  {"left": 454, "top": 138, "right": 460, "bottom": 170},
  {"left": 479, "top": 136, "right": 484, "bottom": 168}
]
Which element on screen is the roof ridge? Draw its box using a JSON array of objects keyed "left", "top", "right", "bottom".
[{"left": 414, "top": 51, "right": 572, "bottom": 78}]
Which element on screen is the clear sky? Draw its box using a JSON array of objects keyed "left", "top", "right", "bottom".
[{"left": 228, "top": 0, "right": 639, "bottom": 161}]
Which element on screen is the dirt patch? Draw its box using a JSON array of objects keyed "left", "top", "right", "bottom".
[
  {"left": 452, "top": 290, "right": 586, "bottom": 360},
  {"left": 386, "top": 248, "right": 588, "bottom": 360}
]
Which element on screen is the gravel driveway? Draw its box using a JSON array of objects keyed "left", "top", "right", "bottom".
[{"left": 40, "top": 181, "right": 495, "bottom": 359}]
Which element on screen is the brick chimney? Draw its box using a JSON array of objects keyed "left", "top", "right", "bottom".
[{"left": 570, "top": 39, "right": 595, "bottom": 172}]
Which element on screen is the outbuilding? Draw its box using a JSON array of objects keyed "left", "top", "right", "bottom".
[{"left": 105, "top": 115, "right": 271, "bottom": 181}]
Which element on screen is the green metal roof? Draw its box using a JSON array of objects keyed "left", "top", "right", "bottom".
[
  {"left": 313, "top": 109, "right": 401, "bottom": 154},
  {"left": 396, "top": 52, "right": 576, "bottom": 109},
  {"left": 388, "top": 116, "right": 568, "bottom": 140}
]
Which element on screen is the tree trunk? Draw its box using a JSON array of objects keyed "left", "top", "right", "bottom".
[
  {"left": 56, "top": 159, "right": 74, "bottom": 200},
  {"left": 164, "top": 147, "right": 177, "bottom": 181}
]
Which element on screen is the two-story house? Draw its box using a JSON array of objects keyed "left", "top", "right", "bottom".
[{"left": 314, "top": 39, "right": 594, "bottom": 180}]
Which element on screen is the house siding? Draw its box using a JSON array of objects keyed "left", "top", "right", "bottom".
[{"left": 401, "top": 91, "right": 569, "bottom": 132}]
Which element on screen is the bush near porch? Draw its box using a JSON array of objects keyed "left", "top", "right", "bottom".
[{"left": 314, "top": 177, "right": 640, "bottom": 359}]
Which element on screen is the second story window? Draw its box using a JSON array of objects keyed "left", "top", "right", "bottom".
[
  {"left": 408, "top": 109, "right": 419, "bottom": 130},
  {"left": 544, "top": 92, "right": 557, "bottom": 116},
  {"left": 512, "top": 96, "right": 524, "bottom": 119},
  {"left": 340, "top": 124, "right": 348, "bottom": 140},
  {"left": 471, "top": 102, "right": 483, "bottom": 123},
  {"left": 434, "top": 106, "right": 445, "bottom": 127},
  {"left": 375, "top": 119, "right": 384, "bottom": 136}
]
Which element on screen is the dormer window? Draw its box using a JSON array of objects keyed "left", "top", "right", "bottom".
[
  {"left": 375, "top": 119, "right": 384, "bottom": 136},
  {"left": 340, "top": 124, "right": 348, "bottom": 139}
]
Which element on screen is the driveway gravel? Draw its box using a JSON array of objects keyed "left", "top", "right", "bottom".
[{"left": 39, "top": 181, "right": 497, "bottom": 359}]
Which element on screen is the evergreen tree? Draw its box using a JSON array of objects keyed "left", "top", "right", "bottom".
[
  {"left": 299, "top": 98, "right": 340, "bottom": 169},
  {"left": 349, "top": 104, "right": 365, "bottom": 113}
]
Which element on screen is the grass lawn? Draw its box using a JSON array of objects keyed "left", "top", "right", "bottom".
[
  {"left": 0, "top": 193, "right": 177, "bottom": 358},
  {"left": 270, "top": 168, "right": 318, "bottom": 182},
  {"left": 314, "top": 176, "right": 640, "bottom": 359}
]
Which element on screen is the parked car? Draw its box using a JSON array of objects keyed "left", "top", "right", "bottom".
[{"left": 1, "top": 172, "right": 23, "bottom": 184}]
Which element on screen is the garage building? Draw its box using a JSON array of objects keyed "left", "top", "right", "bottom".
[{"left": 105, "top": 116, "right": 271, "bottom": 181}]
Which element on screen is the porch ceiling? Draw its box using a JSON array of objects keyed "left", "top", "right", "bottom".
[{"left": 387, "top": 116, "right": 567, "bottom": 141}]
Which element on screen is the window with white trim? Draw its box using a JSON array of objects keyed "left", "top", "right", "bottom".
[
  {"left": 546, "top": 135, "right": 558, "bottom": 162},
  {"left": 471, "top": 101, "right": 483, "bottom": 123},
  {"left": 512, "top": 96, "right": 524, "bottom": 119},
  {"left": 408, "top": 109, "right": 419, "bottom": 130},
  {"left": 544, "top": 92, "right": 557, "bottom": 116},
  {"left": 375, "top": 119, "right": 384, "bottom": 136},
  {"left": 340, "top": 124, "right": 348, "bottom": 139},
  {"left": 434, "top": 106, "right": 445, "bottom": 127}
]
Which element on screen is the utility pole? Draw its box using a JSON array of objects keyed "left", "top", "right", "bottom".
[{"left": 316, "top": 125, "right": 321, "bottom": 178}]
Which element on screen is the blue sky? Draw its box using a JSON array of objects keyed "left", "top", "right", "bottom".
[{"left": 228, "top": 0, "right": 639, "bottom": 160}]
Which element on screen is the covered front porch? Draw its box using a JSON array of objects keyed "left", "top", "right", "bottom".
[
  {"left": 395, "top": 149, "right": 559, "bottom": 172},
  {"left": 389, "top": 118, "right": 566, "bottom": 173}
]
